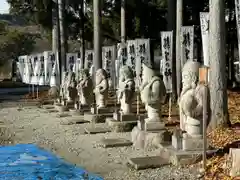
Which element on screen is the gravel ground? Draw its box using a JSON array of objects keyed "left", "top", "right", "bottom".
[{"left": 0, "top": 103, "right": 202, "bottom": 180}]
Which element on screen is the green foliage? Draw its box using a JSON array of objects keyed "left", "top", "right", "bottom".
[
  {"left": 0, "top": 22, "right": 37, "bottom": 65},
  {"left": 7, "top": 0, "right": 168, "bottom": 44}
]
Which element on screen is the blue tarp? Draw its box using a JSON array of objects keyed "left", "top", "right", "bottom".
[{"left": 0, "top": 144, "right": 103, "bottom": 180}]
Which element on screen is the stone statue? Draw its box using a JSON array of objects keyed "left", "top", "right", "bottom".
[
  {"left": 93, "top": 69, "right": 109, "bottom": 108},
  {"left": 131, "top": 54, "right": 170, "bottom": 149},
  {"left": 178, "top": 60, "right": 206, "bottom": 137},
  {"left": 77, "top": 69, "right": 94, "bottom": 106},
  {"left": 117, "top": 65, "right": 135, "bottom": 114},
  {"left": 139, "top": 63, "right": 166, "bottom": 125},
  {"left": 60, "top": 72, "right": 68, "bottom": 101},
  {"left": 117, "top": 43, "right": 127, "bottom": 66},
  {"left": 66, "top": 71, "right": 78, "bottom": 103}
]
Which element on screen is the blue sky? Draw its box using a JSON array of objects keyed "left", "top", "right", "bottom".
[{"left": 0, "top": 0, "right": 10, "bottom": 14}]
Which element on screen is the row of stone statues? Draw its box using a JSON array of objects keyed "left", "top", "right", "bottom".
[{"left": 58, "top": 59, "right": 206, "bottom": 142}]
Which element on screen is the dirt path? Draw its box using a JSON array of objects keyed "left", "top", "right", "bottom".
[{"left": 0, "top": 103, "right": 201, "bottom": 180}]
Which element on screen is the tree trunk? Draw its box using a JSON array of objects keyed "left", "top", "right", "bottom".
[
  {"left": 58, "top": 0, "right": 67, "bottom": 72},
  {"left": 121, "top": 0, "right": 126, "bottom": 42},
  {"left": 93, "top": 0, "right": 102, "bottom": 70},
  {"left": 52, "top": 0, "right": 61, "bottom": 83},
  {"left": 208, "top": 0, "right": 229, "bottom": 131},
  {"left": 52, "top": 4, "right": 58, "bottom": 53},
  {"left": 176, "top": 0, "right": 183, "bottom": 99},
  {"left": 167, "top": 0, "right": 177, "bottom": 102},
  {"left": 80, "top": 0, "right": 85, "bottom": 69}
]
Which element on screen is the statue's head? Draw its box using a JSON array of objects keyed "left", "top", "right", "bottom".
[
  {"left": 182, "top": 60, "right": 201, "bottom": 89},
  {"left": 142, "top": 62, "right": 156, "bottom": 83},
  {"left": 95, "top": 68, "right": 108, "bottom": 84},
  {"left": 119, "top": 65, "right": 134, "bottom": 82}
]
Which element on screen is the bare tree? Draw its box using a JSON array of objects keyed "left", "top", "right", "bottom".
[{"left": 208, "top": 0, "right": 229, "bottom": 130}]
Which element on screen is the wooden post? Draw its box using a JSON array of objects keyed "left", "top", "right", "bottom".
[
  {"left": 168, "top": 94, "right": 172, "bottom": 121},
  {"left": 199, "top": 66, "right": 209, "bottom": 172},
  {"left": 32, "top": 84, "right": 34, "bottom": 98}
]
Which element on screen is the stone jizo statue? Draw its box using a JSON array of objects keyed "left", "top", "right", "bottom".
[
  {"left": 93, "top": 69, "right": 109, "bottom": 108},
  {"left": 178, "top": 60, "right": 206, "bottom": 137},
  {"left": 77, "top": 69, "right": 94, "bottom": 106},
  {"left": 60, "top": 72, "right": 68, "bottom": 101},
  {"left": 66, "top": 71, "right": 78, "bottom": 103},
  {"left": 117, "top": 65, "right": 135, "bottom": 114},
  {"left": 140, "top": 62, "right": 166, "bottom": 124}
]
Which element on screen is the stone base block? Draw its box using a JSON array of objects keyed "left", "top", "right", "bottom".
[
  {"left": 42, "top": 105, "right": 55, "bottom": 110},
  {"left": 127, "top": 156, "right": 169, "bottom": 170},
  {"left": 182, "top": 134, "right": 207, "bottom": 151},
  {"left": 60, "top": 116, "right": 87, "bottom": 125},
  {"left": 131, "top": 126, "right": 171, "bottom": 149},
  {"left": 137, "top": 120, "right": 165, "bottom": 131},
  {"left": 157, "top": 143, "right": 216, "bottom": 166},
  {"left": 55, "top": 104, "right": 68, "bottom": 112},
  {"left": 84, "top": 126, "right": 111, "bottom": 134},
  {"left": 79, "top": 104, "right": 90, "bottom": 111},
  {"left": 69, "top": 109, "right": 84, "bottom": 116},
  {"left": 97, "top": 138, "right": 132, "bottom": 148},
  {"left": 113, "top": 112, "right": 136, "bottom": 122},
  {"left": 84, "top": 112, "right": 112, "bottom": 123},
  {"left": 66, "top": 101, "right": 75, "bottom": 109},
  {"left": 171, "top": 129, "right": 183, "bottom": 150},
  {"left": 106, "top": 118, "right": 137, "bottom": 132},
  {"left": 91, "top": 107, "right": 113, "bottom": 114}
]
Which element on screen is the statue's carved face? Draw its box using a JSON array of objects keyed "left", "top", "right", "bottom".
[
  {"left": 142, "top": 63, "right": 152, "bottom": 83},
  {"left": 95, "top": 69, "right": 107, "bottom": 85},
  {"left": 119, "top": 66, "right": 134, "bottom": 82},
  {"left": 182, "top": 71, "right": 197, "bottom": 88}
]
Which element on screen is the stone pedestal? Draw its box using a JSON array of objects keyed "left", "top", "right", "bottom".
[
  {"left": 84, "top": 107, "right": 113, "bottom": 123},
  {"left": 171, "top": 129, "right": 183, "bottom": 150},
  {"left": 55, "top": 103, "right": 68, "bottom": 112},
  {"left": 137, "top": 120, "right": 165, "bottom": 131},
  {"left": 69, "top": 109, "right": 84, "bottom": 116},
  {"left": 113, "top": 112, "right": 136, "bottom": 122},
  {"left": 131, "top": 126, "right": 171, "bottom": 149},
  {"left": 182, "top": 133, "right": 205, "bottom": 151},
  {"left": 91, "top": 107, "right": 113, "bottom": 114},
  {"left": 66, "top": 100, "right": 75, "bottom": 109}
]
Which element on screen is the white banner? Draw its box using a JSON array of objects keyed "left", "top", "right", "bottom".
[
  {"left": 43, "top": 51, "right": 54, "bottom": 85},
  {"left": 23, "top": 56, "right": 32, "bottom": 84},
  {"left": 235, "top": 0, "right": 240, "bottom": 65},
  {"left": 180, "top": 26, "right": 194, "bottom": 68},
  {"left": 66, "top": 53, "right": 77, "bottom": 73},
  {"left": 75, "top": 52, "right": 82, "bottom": 81},
  {"left": 50, "top": 53, "right": 60, "bottom": 87},
  {"left": 102, "top": 46, "right": 116, "bottom": 89},
  {"left": 31, "top": 54, "right": 42, "bottom": 85},
  {"left": 200, "top": 12, "right": 209, "bottom": 66},
  {"left": 84, "top": 50, "right": 94, "bottom": 70},
  {"left": 38, "top": 55, "right": 45, "bottom": 86},
  {"left": 126, "top": 40, "right": 137, "bottom": 75},
  {"left": 115, "top": 59, "right": 120, "bottom": 89},
  {"left": 17, "top": 55, "right": 27, "bottom": 81},
  {"left": 135, "top": 38, "right": 151, "bottom": 86},
  {"left": 117, "top": 43, "right": 127, "bottom": 67},
  {"left": 161, "top": 31, "right": 173, "bottom": 93}
]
